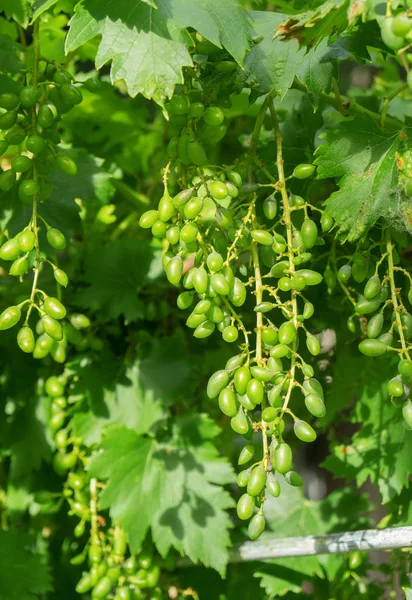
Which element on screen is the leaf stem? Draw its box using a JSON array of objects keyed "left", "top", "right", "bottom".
[{"left": 386, "top": 229, "right": 410, "bottom": 360}]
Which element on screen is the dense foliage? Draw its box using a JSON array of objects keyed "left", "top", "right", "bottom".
[{"left": 0, "top": 0, "right": 412, "bottom": 598}]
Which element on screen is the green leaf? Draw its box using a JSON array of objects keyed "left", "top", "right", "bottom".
[
  {"left": 315, "top": 115, "right": 412, "bottom": 241},
  {"left": 0, "top": 33, "right": 25, "bottom": 74},
  {"left": 71, "top": 333, "right": 191, "bottom": 444},
  {"left": 75, "top": 238, "right": 154, "bottom": 322},
  {"left": 0, "top": 0, "right": 31, "bottom": 27},
  {"left": 277, "top": 0, "right": 350, "bottom": 48},
  {"left": 171, "top": 0, "right": 250, "bottom": 65},
  {"left": 66, "top": 0, "right": 193, "bottom": 105},
  {"left": 322, "top": 357, "right": 412, "bottom": 503},
  {"left": 0, "top": 531, "right": 52, "bottom": 600},
  {"left": 30, "top": 0, "right": 58, "bottom": 22},
  {"left": 296, "top": 39, "right": 336, "bottom": 109},
  {"left": 90, "top": 416, "right": 235, "bottom": 574},
  {"left": 245, "top": 12, "right": 300, "bottom": 100}
]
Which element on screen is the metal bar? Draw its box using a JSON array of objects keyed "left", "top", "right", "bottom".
[{"left": 228, "top": 526, "right": 412, "bottom": 563}]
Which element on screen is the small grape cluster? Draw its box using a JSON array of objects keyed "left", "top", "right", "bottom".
[
  {"left": 337, "top": 232, "right": 412, "bottom": 428},
  {"left": 0, "top": 57, "right": 96, "bottom": 360},
  {"left": 140, "top": 83, "right": 336, "bottom": 539},
  {"left": 380, "top": 9, "right": 412, "bottom": 57}
]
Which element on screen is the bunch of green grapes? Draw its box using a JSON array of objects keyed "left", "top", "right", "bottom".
[
  {"left": 379, "top": 8, "right": 412, "bottom": 53},
  {"left": 0, "top": 45, "right": 96, "bottom": 361},
  {"left": 140, "top": 80, "right": 335, "bottom": 539},
  {"left": 336, "top": 230, "right": 412, "bottom": 428}
]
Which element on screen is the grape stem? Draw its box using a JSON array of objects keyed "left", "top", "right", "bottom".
[
  {"left": 268, "top": 101, "right": 299, "bottom": 414},
  {"left": 386, "top": 229, "right": 410, "bottom": 360},
  {"left": 380, "top": 83, "right": 408, "bottom": 129},
  {"left": 89, "top": 477, "right": 99, "bottom": 546}
]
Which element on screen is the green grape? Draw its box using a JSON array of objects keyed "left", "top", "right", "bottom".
[
  {"left": 207, "top": 252, "right": 224, "bottom": 272},
  {"left": 320, "top": 212, "right": 334, "bottom": 232},
  {"left": 358, "top": 339, "right": 387, "bottom": 356},
  {"left": 204, "top": 106, "right": 224, "bottom": 126},
  {"left": 338, "top": 264, "right": 351, "bottom": 282},
  {"left": 60, "top": 83, "right": 83, "bottom": 105},
  {"left": 380, "top": 18, "right": 405, "bottom": 50},
  {"left": 0, "top": 238, "right": 21, "bottom": 261},
  {"left": 211, "top": 273, "right": 230, "bottom": 295},
  {"left": 294, "top": 419, "right": 317, "bottom": 442},
  {"left": 54, "top": 268, "right": 69, "bottom": 287},
  {"left": 222, "top": 325, "right": 238, "bottom": 342},
  {"left": 44, "top": 296, "right": 66, "bottom": 319},
  {"left": 0, "top": 110, "right": 17, "bottom": 129},
  {"left": 193, "top": 267, "right": 208, "bottom": 294},
  {"left": 26, "top": 134, "right": 46, "bottom": 154},
  {"left": 305, "top": 393, "right": 326, "bottom": 418},
  {"left": 291, "top": 275, "right": 306, "bottom": 291},
  {"left": 207, "top": 304, "right": 224, "bottom": 324},
  {"left": 189, "top": 102, "right": 204, "bottom": 117},
  {"left": 19, "top": 179, "right": 39, "bottom": 196},
  {"left": 250, "top": 366, "right": 274, "bottom": 382},
  {"left": 303, "top": 378, "right": 324, "bottom": 399},
  {"left": 267, "top": 356, "right": 283, "bottom": 374},
  {"left": 306, "top": 335, "right": 320, "bottom": 356},
  {"left": 296, "top": 269, "right": 323, "bottom": 286},
  {"left": 247, "top": 465, "right": 266, "bottom": 496},
  {"left": 54, "top": 70, "right": 71, "bottom": 85},
  {"left": 0, "top": 140, "right": 8, "bottom": 155},
  {"left": 207, "top": 369, "right": 230, "bottom": 398},
  {"left": 173, "top": 188, "right": 193, "bottom": 206},
  {"left": 194, "top": 299, "right": 211, "bottom": 315},
  {"left": 278, "top": 277, "right": 291, "bottom": 292},
  {"left": 37, "top": 105, "right": 54, "bottom": 128},
  {"left": 246, "top": 378, "right": 264, "bottom": 405},
  {"left": 17, "top": 229, "right": 35, "bottom": 252},
  {"left": 151, "top": 220, "right": 167, "bottom": 238},
  {"left": 364, "top": 275, "right": 381, "bottom": 300},
  {"left": 263, "top": 196, "right": 277, "bottom": 219},
  {"left": 302, "top": 363, "right": 314, "bottom": 378},
  {"left": 402, "top": 401, "right": 412, "bottom": 428},
  {"left": 225, "top": 181, "right": 238, "bottom": 198},
  {"left": 408, "top": 288, "right": 412, "bottom": 305},
  {"left": 301, "top": 219, "right": 318, "bottom": 248},
  {"left": 166, "top": 225, "right": 180, "bottom": 245},
  {"left": 391, "top": 13, "right": 411, "bottom": 37},
  {"left": 355, "top": 293, "right": 385, "bottom": 315},
  {"left": 398, "top": 359, "right": 412, "bottom": 378},
  {"left": 251, "top": 230, "right": 273, "bottom": 246},
  {"left": 194, "top": 320, "right": 215, "bottom": 338},
  {"left": 42, "top": 315, "right": 63, "bottom": 341},
  {"left": 0, "top": 170, "right": 16, "bottom": 191},
  {"left": 218, "top": 387, "right": 238, "bottom": 417},
  {"left": 226, "top": 354, "right": 245, "bottom": 371},
  {"left": 46, "top": 227, "right": 66, "bottom": 250},
  {"left": 56, "top": 155, "right": 78, "bottom": 176},
  {"left": 285, "top": 471, "right": 304, "bottom": 486},
  {"left": 278, "top": 321, "right": 296, "bottom": 345},
  {"left": 33, "top": 333, "right": 54, "bottom": 358},
  {"left": 170, "top": 95, "right": 189, "bottom": 115},
  {"left": 387, "top": 376, "right": 403, "bottom": 397},
  {"left": 71, "top": 313, "right": 91, "bottom": 329},
  {"left": 262, "top": 406, "right": 276, "bottom": 422},
  {"left": 230, "top": 278, "right": 247, "bottom": 307},
  {"left": 210, "top": 180, "right": 228, "bottom": 200},
  {"left": 45, "top": 376, "right": 64, "bottom": 397},
  {"left": 20, "top": 85, "right": 38, "bottom": 108},
  {"left": 216, "top": 60, "right": 237, "bottom": 73},
  {"left": 165, "top": 256, "right": 183, "bottom": 285},
  {"left": 234, "top": 366, "right": 251, "bottom": 395},
  {"left": 274, "top": 443, "right": 292, "bottom": 474},
  {"left": 293, "top": 163, "right": 316, "bottom": 179},
  {"left": 17, "top": 326, "right": 35, "bottom": 353},
  {"left": 367, "top": 313, "right": 384, "bottom": 339},
  {"left": 10, "top": 255, "right": 29, "bottom": 276},
  {"left": 237, "top": 469, "right": 250, "bottom": 487},
  {"left": 231, "top": 409, "right": 250, "bottom": 434},
  {"left": 262, "top": 327, "right": 278, "bottom": 346},
  {"left": 236, "top": 493, "right": 255, "bottom": 520},
  {"left": 303, "top": 301, "right": 314, "bottom": 319},
  {"left": 184, "top": 196, "right": 203, "bottom": 219},
  {"left": 188, "top": 140, "right": 207, "bottom": 165},
  {"left": 255, "top": 302, "right": 274, "bottom": 313},
  {"left": 270, "top": 344, "right": 289, "bottom": 358},
  {"left": 266, "top": 473, "right": 280, "bottom": 497},
  {"left": 0, "top": 92, "right": 19, "bottom": 110},
  {"left": 5, "top": 124, "right": 26, "bottom": 145},
  {"left": 92, "top": 576, "right": 112, "bottom": 598},
  {"left": 167, "top": 136, "right": 178, "bottom": 158},
  {"left": 180, "top": 222, "right": 198, "bottom": 243},
  {"left": 187, "top": 312, "right": 205, "bottom": 329},
  {"left": 248, "top": 513, "right": 265, "bottom": 540},
  {"left": 76, "top": 573, "right": 94, "bottom": 594},
  {"left": 238, "top": 443, "right": 255, "bottom": 465}
]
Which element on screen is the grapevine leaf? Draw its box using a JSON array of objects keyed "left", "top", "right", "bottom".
[
  {"left": 296, "top": 39, "right": 336, "bottom": 108},
  {"left": 65, "top": 0, "right": 193, "bottom": 105},
  {"left": 245, "top": 11, "right": 300, "bottom": 100},
  {"left": 315, "top": 115, "right": 412, "bottom": 241},
  {"left": 277, "top": 0, "right": 350, "bottom": 48},
  {"left": 0, "top": 0, "right": 31, "bottom": 27},
  {"left": 0, "top": 33, "right": 25, "bottom": 74},
  {"left": 0, "top": 531, "right": 52, "bottom": 600},
  {"left": 75, "top": 239, "right": 154, "bottom": 322},
  {"left": 30, "top": 0, "right": 58, "bottom": 22},
  {"left": 323, "top": 357, "right": 412, "bottom": 503},
  {"left": 71, "top": 334, "right": 190, "bottom": 445},
  {"left": 267, "top": 0, "right": 327, "bottom": 14},
  {"left": 90, "top": 416, "right": 235, "bottom": 574},
  {"left": 171, "top": 0, "right": 250, "bottom": 65}
]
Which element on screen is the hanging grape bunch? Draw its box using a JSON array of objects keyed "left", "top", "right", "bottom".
[
  {"left": 0, "top": 40, "right": 96, "bottom": 361},
  {"left": 139, "top": 52, "right": 336, "bottom": 540}
]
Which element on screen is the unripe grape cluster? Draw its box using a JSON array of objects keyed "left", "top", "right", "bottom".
[
  {"left": 0, "top": 59, "right": 97, "bottom": 360},
  {"left": 337, "top": 232, "right": 412, "bottom": 428},
  {"left": 139, "top": 67, "right": 336, "bottom": 539}
]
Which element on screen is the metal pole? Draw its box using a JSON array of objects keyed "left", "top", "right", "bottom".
[{"left": 229, "top": 526, "right": 412, "bottom": 563}]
